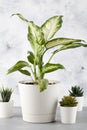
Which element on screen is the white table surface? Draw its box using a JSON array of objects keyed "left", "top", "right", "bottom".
[{"left": 0, "top": 107, "right": 87, "bottom": 130}]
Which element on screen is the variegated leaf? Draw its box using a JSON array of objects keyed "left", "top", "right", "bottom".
[
  {"left": 45, "top": 38, "right": 84, "bottom": 49},
  {"left": 41, "top": 16, "right": 63, "bottom": 41}
]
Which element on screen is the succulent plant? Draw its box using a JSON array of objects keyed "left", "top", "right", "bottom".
[
  {"left": 69, "top": 86, "right": 84, "bottom": 97},
  {"left": 0, "top": 87, "right": 13, "bottom": 102},
  {"left": 59, "top": 96, "right": 78, "bottom": 107}
]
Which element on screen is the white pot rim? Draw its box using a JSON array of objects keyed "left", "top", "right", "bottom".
[
  {"left": 60, "top": 106, "right": 77, "bottom": 108},
  {"left": 19, "top": 80, "right": 60, "bottom": 85},
  {"left": 0, "top": 100, "right": 13, "bottom": 104}
]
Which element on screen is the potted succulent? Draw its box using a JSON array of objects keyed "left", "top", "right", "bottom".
[
  {"left": 69, "top": 86, "right": 84, "bottom": 111},
  {"left": 59, "top": 96, "right": 78, "bottom": 124},
  {"left": 0, "top": 87, "right": 13, "bottom": 118},
  {"left": 7, "top": 13, "right": 87, "bottom": 123}
]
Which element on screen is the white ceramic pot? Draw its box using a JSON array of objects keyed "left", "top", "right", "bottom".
[
  {"left": 76, "top": 96, "right": 84, "bottom": 111},
  {"left": 0, "top": 101, "right": 13, "bottom": 118},
  {"left": 60, "top": 106, "right": 77, "bottom": 124},
  {"left": 18, "top": 80, "right": 59, "bottom": 123}
]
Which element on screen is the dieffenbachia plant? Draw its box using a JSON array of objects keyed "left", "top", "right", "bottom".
[{"left": 7, "top": 13, "right": 87, "bottom": 92}]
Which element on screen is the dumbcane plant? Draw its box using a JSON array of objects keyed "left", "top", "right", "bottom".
[{"left": 7, "top": 13, "right": 87, "bottom": 92}]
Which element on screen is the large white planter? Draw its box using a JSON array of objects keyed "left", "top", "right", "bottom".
[
  {"left": 18, "top": 80, "right": 59, "bottom": 123},
  {"left": 60, "top": 106, "right": 77, "bottom": 124},
  {"left": 76, "top": 96, "right": 84, "bottom": 111},
  {"left": 0, "top": 101, "right": 13, "bottom": 118}
]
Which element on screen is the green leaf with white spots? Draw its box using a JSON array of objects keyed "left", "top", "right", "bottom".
[
  {"left": 41, "top": 16, "right": 63, "bottom": 41},
  {"left": 38, "top": 79, "right": 48, "bottom": 92},
  {"left": 45, "top": 38, "right": 84, "bottom": 49},
  {"left": 42, "top": 63, "right": 64, "bottom": 74},
  {"left": 7, "top": 61, "right": 30, "bottom": 74}
]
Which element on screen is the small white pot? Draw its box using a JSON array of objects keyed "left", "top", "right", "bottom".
[
  {"left": 0, "top": 101, "right": 13, "bottom": 118},
  {"left": 18, "top": 80, "right": 59, "bottom": 123},
  {"left": 76, "top": 96, "right": 84, "bottom": 111},
  {"left": 60, "top": 106, "right": 77, "bottom": 124}
]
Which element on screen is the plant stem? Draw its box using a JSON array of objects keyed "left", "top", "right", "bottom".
[
  {"left": 48, "top": 49, "right": 60, "bottom": 63},
  {"left": 38, "top": 57, "right": 43, "bottom": 79},
  {"left": 48, "top": 53, "right": 54, "bottom": 63},
  {"left": 34, "top": 61, "right": 37, "bottom": 81}
]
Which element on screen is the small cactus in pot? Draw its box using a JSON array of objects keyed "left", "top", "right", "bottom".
[
  {"left": 59, "top": 96, "right": 78, "bottom": 124},
  {"left": 0, "top": 87, "right": 13, "bottom": 102},
  {"left": 0, "top": 87, "right": 13, "bottom": 118},
  {"left": 69, "top": 86, "right": 84, "bottom": 111}
]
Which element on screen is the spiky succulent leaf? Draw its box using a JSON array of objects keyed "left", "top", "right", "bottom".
[
  {"left": 69, "top": 86, "right": 84, "bottom": 97},
  {"left": 45, "top": 38, "right": 84, "bottom": 49},
  {"left": 59, "top": 96, "right": 78, "bottom": 107},
  {"left": 0, "top": 87, "right": 13, "bottom": 102},
  {"left": 41, "top": 16, "right": 63, "bottom": 41},
  {"left": 42, "top": 63, "right": 64, "bottom": 74},
  {"left": 7, "top": 61, "right": 30, "bottom": 74}
]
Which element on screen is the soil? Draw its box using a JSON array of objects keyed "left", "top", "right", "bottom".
[{"left": 19, "top": 80, "right": 57, "bottom": 85}]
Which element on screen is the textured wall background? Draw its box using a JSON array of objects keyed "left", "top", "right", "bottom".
[{"left": 0, "top": 0, "right": 87, "bottom": 106}]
